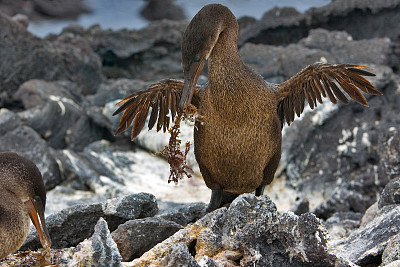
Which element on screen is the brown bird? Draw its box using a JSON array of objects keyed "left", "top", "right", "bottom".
[
  {"left": 113, "top": 4, "right": 381, "bottom": 212},
  {"left": 0, "top": 152, "right": 51, "bottom": 259}
]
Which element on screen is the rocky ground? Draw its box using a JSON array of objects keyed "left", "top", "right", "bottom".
[{"left": 0, "top": 0, "right": 400, "bottom": 266}]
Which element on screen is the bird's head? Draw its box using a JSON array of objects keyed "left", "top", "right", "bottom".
[
  {"left": 179, "top": 4, "right": 238, "bottom": 109},
  {"left": 0, "top": 152, "right": 51, "bottom": 251}
]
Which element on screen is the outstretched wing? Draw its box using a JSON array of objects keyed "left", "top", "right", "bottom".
[
  {"left": 276, "top": 63, "right": 381, "bottom": 125},
  {"left": 113, "top": 79, "right": 199, "bottom": 140}
]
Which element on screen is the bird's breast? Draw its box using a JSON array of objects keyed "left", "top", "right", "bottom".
[
  {"left": 0, "top": 195, "right": 31, "bottom": 259},
  {"left": 194, "top": 87, "right": 281, "bottom": 193}
]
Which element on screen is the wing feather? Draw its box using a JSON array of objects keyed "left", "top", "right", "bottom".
[
  {"left": 157, "top": 93, "right": 165, "bottom": 132},
  {"left": 338, "top": 70, "right": 381, "bottom": 95},
  {"left": 113, "top": 79, "right": 200, "bottom": 140},
  {"left": 305, "top": 81, "right": 315, "bottom": 109},
  {"left": 114, "top": 96, "right": 145, "bottom": 135},
  {"left": 335, "top": 76, "right": 368, "bottom": 106},
  {"left": 148, "top": 98, "right": 159, "bottom": 130},
  {"left": 320, "top": 73, "right": 337, "bottom": 104},
  {"left": 131, "top": 100, "right": 150, "bottom": 140},
  {"left": 276, "top": 63, "right": 381, "bottom": 125},
  {"left": 170, "top": 91, "right": 177, "bottom": 119}
]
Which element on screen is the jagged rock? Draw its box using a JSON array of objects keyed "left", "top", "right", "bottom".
[
  {"left": 141, "top": 0, "right": 186, "bottom": 21},
  {"left": 360, "top": 202, "right": 378, "bottom": 226},
  {"left": 112, "top": 217, "right": 183, "bottom": 261},
  {"left": 130, "top": 194, "right": 341, "bottom": 266},
  {"left": 240, "top": 29, "right": 391, "bottom": 82},
  {"left": 157, "top": 202, "right": 206, "bottom": 226},
  {"left": 298, "top": 29, "right": 391, "bottom": 66},
  {"left": 239, "top": 7, "right": 307, "bottom": 46},
  {"left": 329, "top": 205, "right": 400, "bottom": 266},
  {"left": 14, "top": 79, "right": 112, "bottom": 151},
  {"left": 240, "top": 42, "right": 332, "bottom": 83},
  {"left": 46, "top": 139, "right": 209, "bottom": 214},
  {"left": 310, "top": 0, "right": 400, "bottom": 41},
  {"left": 50, "top": 141, "right": 132, "bottom": 196},
  {"left": 55, "top": 218, "right": 122, "bottom": 267},
  {"left": 0, "top": 11, "right": 102, "bottom": 101},
  {"left": 313, "top": 187, "right": 372, "bottom": 220},
  {"left": 382, "top": 233, "right": 400, "bottom": 266},
  {"left": 379, "top": 177, "right": 400, "bottom": 208},
  {"left": 87, "top": 79, "right": 149, "bottom": 107},
  {"left": 21, "top": 193, "right": 158, "bottom": 250},
  {"left": 378, "top": 127, "right": 400, "bottom": 182},
  {"left": 0, "top": 108, "right": 20, "bottom": 136},
  {"left": 0, "top": 119, "right": 62, "bottom": 190},
  {"left": 159, "top": 242, "right": 200, "bottom": 267},
  {"left": 53, "top": 20, "right": 187, "bottom": 80},
  {"left": 324, "top": 212, "right": 363, "bottom": 239},
  {"left": 239, "top": 0, "right": 400, "bottom": 46}
]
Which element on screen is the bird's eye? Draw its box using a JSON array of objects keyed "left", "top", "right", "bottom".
[
  {"left": 35, "top": 197, "right": 41, "bottom": 202},
  {"left": 194, "top": 57, "right": 200, "bottom": 62}
]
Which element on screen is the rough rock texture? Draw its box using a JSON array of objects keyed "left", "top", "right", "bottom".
[
  {"left": 52, "top": 21, "right": 186, "bottom": 80},
  {"left": 51, "top": 139, "right": 207, "bottom": 208},
  {"left": 55, "top": 218, "right": 122, "bottom": 267},
  {"left": 14, "top": 79, "right": 113, "bottom": 151},
  {"left": 240, "top": 29, "right": 391, "bottom": 83},
  {"left": 329, "top": 205, "right": 400, "bottom": 266},
  {"left": 87, "top": 79, "right": 149, "bottom": 107},
  {"left": 324, "top": 212, "right": 363, "bottom": 239},
  {"left": 382, "top": 234, "right": 400, "bottom": 266},
  {"left": 111, "top": 201, "right": 205, "bottom": 262},
  {"left": 130, "top": 194, "right": 341, "bottom": 267},
  {"left": 112, "top": 217, "right": 183, "bottom": 261},
  {"left": 0, "top": 112, "right": 62, "bottom": 189},
  {"left": 379, "top": 176, "right": 400, "bottom": 208},
  {"left": 157, "top": 202, "right": 206, "bottom": 226},
  {"left": 378, "top": 127, "right": 400, "bottom": 182},
  {"left": 239, "top": 0, "right": 400, "bottom": 46},
  {"left": 22, "top": 193, "right": 158, "bottom": 250},
  {"left": 0, "top": 11, "right": 102, "bottom": 102}
]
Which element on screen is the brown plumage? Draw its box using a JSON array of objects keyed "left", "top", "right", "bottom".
[
  {"left": 0, "top": 152, "right": 51, "bottom": 259},
  {"left": 113, "top": 4, "right": 381, "bottom": 212}
]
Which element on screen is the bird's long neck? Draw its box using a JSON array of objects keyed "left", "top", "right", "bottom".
[{"left": 207, "top": 29, "right": 245, "bottom": 88}]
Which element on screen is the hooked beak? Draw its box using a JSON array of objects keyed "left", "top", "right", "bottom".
[
  {"left": 25, "top": 196, "right": 51, "bottom": 250},
  {"left": 179, "top": 57, "right": 206, "bottom": 110}
]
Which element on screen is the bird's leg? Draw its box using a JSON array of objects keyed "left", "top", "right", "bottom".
[
  {"left": 206, "top": 189, "right": 240, "bottom": 213},
  {"left": 206, "top": 188, "right": 224, "bottom": 213},
  {"left": 255, "top": 184, "right": 266, "bottom": 196}
]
